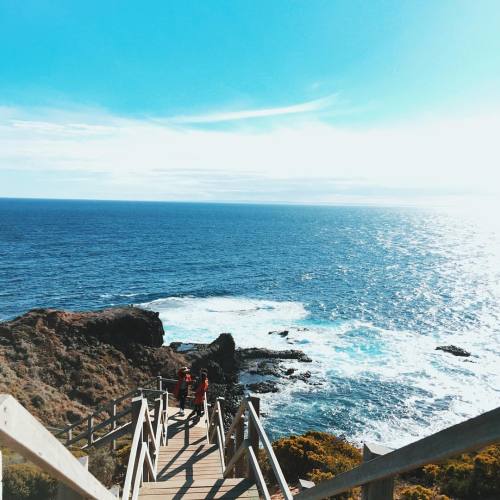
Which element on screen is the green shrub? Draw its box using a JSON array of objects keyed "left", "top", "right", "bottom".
[
  {"left": 262, "top": 431, "right": 361, "bottom": 499},
  {"left": 88, "top": 446, "right": 116, "bottom": 487},
  {"left": 399, "top": 485, "right": 434, "bottom": 500},
  {"left": 405, "top": 444, "right": 500, "bottom": 499},
  {"left": 3, "top": 463, "right": 57, "bottom": 500}
]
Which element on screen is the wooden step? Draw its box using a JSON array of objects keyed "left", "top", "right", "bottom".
[{"left": 139, "top": 479, "right": 259, "bottom": 499}]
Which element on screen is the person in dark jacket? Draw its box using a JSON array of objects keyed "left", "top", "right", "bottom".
[{"left": 174, "top": 367, "right": 192, "bottom": 416}]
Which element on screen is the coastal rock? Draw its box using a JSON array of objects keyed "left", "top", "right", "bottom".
[
  {"left": 291, "top": 371, "right": 312, "bottom": 383},
  {"left": 238, "top": 347, "right": 312, "bottom": 363},
  {"left": 0, "top": 307, "right": 185, "bottom": 425},
  {"left": 436, "top": 345, "right": 471, "bottom": 357},
  {"left": 183, "top": 333, "right": 237, "bottom": 384},
  {"left": 268, "top": 330, "right": 289, "bottom": 337},
  {"left": 248, "top": 381, "right": 279, "bottom": 393},
  {"left": 247, "top": 360, "right": 283, "bottom": 377}
]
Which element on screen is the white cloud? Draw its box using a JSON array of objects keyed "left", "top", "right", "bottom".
[
  {"left": 167, "top": 94, "right": 338, "bottom": 123},
  {"left": 0, "top": 104, "right": 499, "bottom": 205}
]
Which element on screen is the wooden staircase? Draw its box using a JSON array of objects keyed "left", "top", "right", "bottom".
[
  {"left": 1, "top": 375, "right": 499, "bottom": 499},
  {"left": 139, "top": 407, "right": 259, "bottom": 499}
]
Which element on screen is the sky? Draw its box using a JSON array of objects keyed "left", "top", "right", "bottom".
[{"left": 0, "top": 0, "right": 499, "bottom": 205}]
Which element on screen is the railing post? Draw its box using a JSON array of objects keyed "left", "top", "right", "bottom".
[
  {"left": 111, "top": 403, "right": 117, "bottom": 451},
  {"left": 87, "top": 415, "right": 94, "bottom": 447},
  {"left": 130, "top": 396, "right": 144, "bottom": 488},
  {"left": 225, "top": 436, "right": 236, "bottom": 478},
  {"left": 247, "top": 396, "right": 260, "bottom": 480},
  {"left": 232, "top": 409, "right": 245, "bottom": 478},
  {"left": 361, "top": 443, "right": 394, "bottom": 500},
  {"left": 163, "top": 391, "right": 169, "bottom": 444},
  {"left": 157, "top": 374, "right": 162, "bottom": 392},
  {"left": 67, "top": 427, "right": 72, "bottom": 446},
  {"left": 56, "top": 456, "right": 89, "bottom": 500}
]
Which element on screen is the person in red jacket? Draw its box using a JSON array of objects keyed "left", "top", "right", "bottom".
[
  {"left": 174, "top": 367, "right": 192, "bottom": 416},
  {"left": 191, "top": 369, "right": 208, "bottom": 421}
]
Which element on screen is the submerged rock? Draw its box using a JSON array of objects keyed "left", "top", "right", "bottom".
[
  {"left": 436, "top": 345, "right": 471, "bottom": 357},
  {"left": 268, "top": 330, "right": 289, "bottom": 337}
]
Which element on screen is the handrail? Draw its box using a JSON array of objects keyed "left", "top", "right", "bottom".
[
  {"left": 121, "top": 391, "right": 169, "bottom": 500},
  {"left": 0, "top": 394, "right": 116, "bottom": 500},
  {"left": 246, "top": 399, "right": 292, "bottom": 500},
  {"left": 295, "top": 405, "right": 500, "bottom": 500},
  {"left": 56, "top": 376, "right": 177, "bottom": 440},
  {"left": 208, "top": 394, "right": 293, "bottom": 500},
  {"left": 203, "top": 392, "right": 210, "bottom": 443}
]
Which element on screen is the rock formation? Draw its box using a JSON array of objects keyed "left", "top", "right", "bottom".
[{"left": 0, "top": 307, "right": 185, "bottom": 425}]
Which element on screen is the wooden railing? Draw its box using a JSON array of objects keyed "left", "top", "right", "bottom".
[
  {"left": 294, "top": 406, "right": 500, "bottom": 500},
  {"left": 0, "top": 394, "right": 117, "bottom": 499},
  {"left": 121, "top": 390, "right": 169, "bottom": 500},
  {"left": 55, "top": 376, "right": 178, "bottom": 450},
  {"left": 208, "top": 395, "right": 293, "bottom": 500}
]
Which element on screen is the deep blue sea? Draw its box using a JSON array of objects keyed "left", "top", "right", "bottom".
[{"left": 1, "top": 198, "right": 499, "bottom": 446}]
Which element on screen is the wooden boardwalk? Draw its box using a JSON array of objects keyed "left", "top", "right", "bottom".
[{"left": 139, "top": 407, "right": 259, "bottom": 499}]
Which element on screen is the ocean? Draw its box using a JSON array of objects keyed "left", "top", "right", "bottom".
[{"left": 1, "top": 198, "right": 499, "bottom": 447}]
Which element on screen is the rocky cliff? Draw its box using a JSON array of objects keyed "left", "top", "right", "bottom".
[{"left": 0, "top": 307, "right": 185, "bottom": 425}]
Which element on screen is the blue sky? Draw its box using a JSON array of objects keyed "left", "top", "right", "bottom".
[{"left": 0, "top": 0, "right": 499, "bottom": 204}]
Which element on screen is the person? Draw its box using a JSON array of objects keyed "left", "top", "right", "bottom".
[
  {"left": 191, "top": 370, "right": 209, "bottom": 420},
  {"left": 174, "top": 367, "right": 192, "bottom": 416}
]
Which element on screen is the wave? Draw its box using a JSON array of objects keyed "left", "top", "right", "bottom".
[{"left": 139, "top": 295, "right": 500, "bottom": 448}]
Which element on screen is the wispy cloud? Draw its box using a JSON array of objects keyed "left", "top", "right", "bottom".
[
  {"left": 0, "top": 104, "right": 499, "bottom": 206},
  {"left": 167, "top": 94, "right": 338, "bottom": 124}
]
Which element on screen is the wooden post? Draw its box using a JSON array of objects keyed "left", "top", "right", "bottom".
[
  {"left": 56, "top": 456, "right": 89, "bottom": 500},
  {"left": 87, "top": 415, "right": 94, "bottom": 447},
  {"left": 225, "top": 436, "right": 235, "bottom": 478},
  {"left": 157, "top": 374, "right": 162, "bottom": 392},
  {"left": 163, "top": 392, "right": 169, "bottom": 444},
  {"left": 111, "top": 403, "right": 117, "bottom": 451},
  {"left": 247, "top": 396, "right": 260, "bottom": 480},
  {"left": 1, "top": 449, "right": 3, "bottom": 500},
  {"left": 130, "top": 396, "right": 144, "bottom": 488},
  {"left": 67, "top": 427, "right": 72, "bottom": 446},
  {"left": 235, "top": 413, "right": 245, "bottom": 478},
  {"left": 361, "top": 443, "right": 394, "bottom": 500}
]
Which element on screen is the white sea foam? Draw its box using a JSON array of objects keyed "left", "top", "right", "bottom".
[{"left": 139, "top": 295, "right": 500, "bottom": 448}]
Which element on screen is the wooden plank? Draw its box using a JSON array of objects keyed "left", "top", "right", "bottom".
[
  {"left": 159, "top": 460, "right": 222, "bottom": 467},
  {"left": 158, "top": 461, "right": 222, "bottom": 469},
  {"left": 139, "top": 492, "right": 259, "bottom": 499},
  {"left": 142, "top": 479, "right": 254, "bottom": 488},
  {"left": 0, "top": 395, "right": 115, "bottom": 500},
  {"left": 295, "top": 405, "right": 500, "bottom": 500},
  {"left": 139, "top": 492, "right": 259, "bottom": 500},
  {"left": 159, "top": 472, "right": 223, "bottom": 478},
  {"left": 141, "top": 483, "right": 256, "bottom": 492}
]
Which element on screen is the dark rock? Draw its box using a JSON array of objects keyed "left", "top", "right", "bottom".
[
  {"left": 248, "top": 381, "right": 279, "bottom": 393},
  {"left": 291, "top": 371, "right": 312, "bottom": 383},
  {"left": 285, "top": 368, "right": 296, "bottom": 376},
  {"left": 268, "top": 330, "right": 289, "bottom": 337},
  {"left": 436, "top": 345, "right": 471, "bottom": 357},
  {"left": 238, "top": 347, "right": 312, "bottom": 363},
  {"left": 247, "top": 360, "right": 283, "bottom": 377},
  {"left": 184, "top": 333, "right": 237, "bottom": 384}
]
